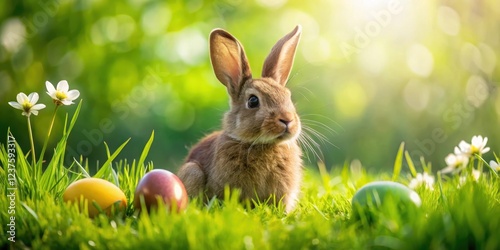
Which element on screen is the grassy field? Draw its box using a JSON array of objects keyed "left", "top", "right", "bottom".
[{"left": 1, "top": 102, "right": 499, "bottom": 250}]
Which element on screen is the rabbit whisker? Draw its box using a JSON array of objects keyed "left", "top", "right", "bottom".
[
  {"left": 301, "top": 114, "right": 345, "bottom": 133},
  {"left": 298, "top": 131, "right": 323, "bottom": 164},
  {"left": 301, "top": 125, "right": 335, "bottom": 148},
  {"left": 298, "top": 115, "right": 341, "bottom": 164}
]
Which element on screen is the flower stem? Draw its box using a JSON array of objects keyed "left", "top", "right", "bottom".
[
  {"left": 39, "top": 106, "right": 59, "bottom": 165},
  {"left": 27, "top": 116, "right": 38, "bottom": 198},
  {"left": 27, "top": 116, "right": 36, "bottom": 167},
  {"left": 476, "top": 154, "right": 484, "bottom": 173},
  {"left": 467, "top": 157, "right": 475, "bottom": 181}
]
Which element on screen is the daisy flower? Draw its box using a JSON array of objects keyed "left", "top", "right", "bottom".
[
  {"left": 8, "top": 92, "right": 46, "bottom": 117},
  {"left": 46, "top": 80, "right": 80, "bottom": 106},
  {"left": 441, "top": 152, "right": 469, "bottom": 174},
  {"left": 490, "top": 160, "right": 499, "bottom": 172},
  {"left": 408, "top": 172, "right": 435, "bottom": 190},
  {"left": 459, "top": 169, "right": 481, "bottom": 187},
  {"left": 457, "top": 135, "right": 490, "bottom": 156}
]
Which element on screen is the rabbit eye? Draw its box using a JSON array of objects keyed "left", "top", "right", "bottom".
[{"left": 247, "top": 95, "right": 260, "bottom": 109}]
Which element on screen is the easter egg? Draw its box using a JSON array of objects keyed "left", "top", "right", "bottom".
[
  {"left": 63, "top": 178, "right": 127, "bottom": 218},
  {"left": 134, "top": 169, "right": 188, "bottom": 213},
  {"left": 351, "top": 181, "right": 422, "bottom": 221}
]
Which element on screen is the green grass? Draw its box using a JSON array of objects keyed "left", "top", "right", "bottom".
[{"left": 1, "top": 104, "right": 499, "bottom": 249}]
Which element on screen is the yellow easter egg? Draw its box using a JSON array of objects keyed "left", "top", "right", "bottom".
[{"left": 63, "top": 178, "right": 127, "bottom": 218}]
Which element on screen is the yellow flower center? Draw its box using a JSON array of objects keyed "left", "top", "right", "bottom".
[
  {"left": 56, "top": 90, "right": 67, "bottom": 100},
  {"left": 470, "top": 145, "right": 479, "bottom": 154},
  {"left": 22, "top": 100, "right": 33, "bottom": 112}
]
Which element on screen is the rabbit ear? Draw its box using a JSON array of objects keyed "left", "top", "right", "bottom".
[
  {"left": 210, "top": 29, "right": 252, "bottom": 97},
  {"left": 262, "top": 25, "right": 302, "bottom": 86}
]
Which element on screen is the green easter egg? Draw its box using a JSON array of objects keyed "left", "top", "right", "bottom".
[{"left": 352, "top": 181, "right": 422, "bottom": 221}]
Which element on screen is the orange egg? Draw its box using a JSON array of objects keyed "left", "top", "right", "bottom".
[{"left": 63, "top": 178, "right": 127, "bottom": 218}]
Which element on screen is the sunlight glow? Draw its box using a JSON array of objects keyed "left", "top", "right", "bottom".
[
  {"left": 407, "top": 44, "right": 434, "bottom": 77},
  {"left": 437, "top": 6, "right": 461, "bottom": 36},
  {"left": 404, "top": 80, "right": 430, "bottom": 111},
  {"left": 333, "top": 82, "right": 369, "bottom": 119}
]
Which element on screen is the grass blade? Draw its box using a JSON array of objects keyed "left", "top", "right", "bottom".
[
  {"left": 104, "top": 141, "right": 111, "bottom": 159},
  {"left": 66, "top": 100, "right": 82, "bottom": 136},
  {"left": 392, "top": 142, "right": 405, "bottom": 181},
  {"left": 476, "top": 154, "right": 499, "bottom": 177},
  {"left": 404, "top": 150, "right": 418, "bottom": 177},
  {"left": 75, "top": 160, "right": 90, "bottom": 178},
  {"left": 22, "top": 202, "right": 39, "bottom": 222},
  {"left": 95, "top": 138, "right": 130, "bottom": 178},
  {"left": 138, "top": 130, "right": 154, "bottom": 169}
]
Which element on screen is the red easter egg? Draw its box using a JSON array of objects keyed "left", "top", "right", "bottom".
[{"left": 134, "top": 169, "right": 188, "bottom": 213}]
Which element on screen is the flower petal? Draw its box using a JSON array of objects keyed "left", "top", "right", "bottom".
[
  {"left": 490, "top": 161, "right": 499, "bottom": 171},
  {"left": 57, "top": 80, "right": 69, "bottom": 92},
  {"left": 31, "top": 103, "right": 46, "bottom": 111},
  {"left": 482, "top": 137, "right": 488, "bottom": 147},
  {"left": 472, "top": 170, "right": 481, "bottom": 180},
  {"left": 471, "top": 136, "right": 480, "bottom": 148},
  {"left": 46, "top": 81, "right": 56, "bottom": 94},
  {"left": 440, "top": 166, "right": 456, "bottom": 174},
  {"left": 61, "top": 100, "right": 73, "bottom": 105},
  {"left": 482, "top": 147, "right": 490, "bottom": 154},
  {"left": 8, "top": 101, "right": 23, "bottom": 110},
  {"left": 471, "top": 135, "right": 479, "bottom": 144},
  {"left": 458, "top": 141, "right": 471, "bottom": 154},
  {"left": 444, "top": 153, "right": 456, "bottom": 165},
  {"left": 17, "top": 92, "right": 28, "bottom": 104},
  {"left": 28, "top": 92, "right": 39, "bottom": 104},
  {"left": 66, "top": 89, "right": 80, "bottom": 100}
]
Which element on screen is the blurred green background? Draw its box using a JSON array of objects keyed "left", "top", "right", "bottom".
[{"left": 1, "top": 0, "right": 499, "bottom": 173}]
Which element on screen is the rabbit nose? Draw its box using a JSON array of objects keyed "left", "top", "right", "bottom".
[
  {"left": 279, "top": 118, "right": 292, "bottom": 126},
  {"left": 278, "top": 112, "right": 294, "bottom": 128},
  {"left": 276, "top": 112, "right": 294, "bottom": 130}
]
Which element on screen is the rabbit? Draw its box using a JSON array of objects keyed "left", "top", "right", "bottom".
[{"left": 177, "top": 25, "right": 303, "bottom": 213}]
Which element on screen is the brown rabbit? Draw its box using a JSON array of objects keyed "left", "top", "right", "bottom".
[{"left": 177, "top": 25, "right": 303, "bottom": 212}]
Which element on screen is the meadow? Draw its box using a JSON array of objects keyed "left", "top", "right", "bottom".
[{"left": 0, "top": 99, "right": 499, "bottom": 249}]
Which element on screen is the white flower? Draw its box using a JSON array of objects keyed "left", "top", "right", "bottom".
[
  {"left": 457, "top": 135, "right": 490, "bottom": 156},
  {"left": 408, "top": 172, "right": 435, "bottom": 190},
  {"left": 441, "top": 153, "right": 469, "bottom": 174},
  {"left": 472, "top": 169, "right": 481, "bottom": 180},
  {"left": 8, "top": 92, "right": 46, "bottom": 117},
  {"left": 490, "top": 160, "right": 499, "bottom": 172},
  {"left": 459, "top": 169, "right": 481, "bottom": 187},
  {"left": 46, "top": 80, "right": 80, "bottom": 106}
]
